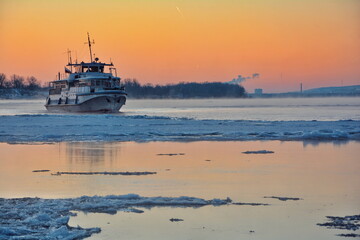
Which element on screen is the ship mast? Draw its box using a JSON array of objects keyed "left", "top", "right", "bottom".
[
  {"left": 86, "top": 32, "right": 95, "bottom": 62},
  {"left": 66, "top": 49, "right": 73, "bottom": 71}
]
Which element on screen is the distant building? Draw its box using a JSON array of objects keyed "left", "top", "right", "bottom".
[{"left": 254, "top": 88, "right": 263, "bottom": 96}]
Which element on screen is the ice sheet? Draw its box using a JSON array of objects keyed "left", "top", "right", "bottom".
[
  {"left": 0, "top": 194, "right": 231, "bottom": 239},
  {"left": 0, "top": 114, "right": 359, "bottom": 143}
]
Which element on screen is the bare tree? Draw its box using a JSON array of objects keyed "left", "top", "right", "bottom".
[
  {"left": 4, "top": 80, "right": 12, "bottom": 88},
  {"left": 26, "top": 76, "right": 40, "bottom": 90},
  {"left": 10, "top": 74, "right": 25, "bottom": 89},
  {"left": 0, "top": 73, "right": 6, "bottom": 88}
]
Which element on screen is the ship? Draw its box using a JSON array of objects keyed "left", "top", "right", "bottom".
[{"left": 45, "top": 33, "right": 127, "bottom": 113}]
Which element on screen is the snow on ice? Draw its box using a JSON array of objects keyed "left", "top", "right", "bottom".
[
  {"left": 0, "top": 194, "right": 232, "bottom": 239},
  {"left": 0, "top": 114, "right": 359, "bottom": 143}
]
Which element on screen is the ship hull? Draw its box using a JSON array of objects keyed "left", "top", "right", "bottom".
[{"left": 45, "top": 95, "right": 126, "bottom": 113}]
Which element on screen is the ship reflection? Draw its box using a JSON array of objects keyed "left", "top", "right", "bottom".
[{"left": 62, "top": 142, "right": 119, "bottom": 165}]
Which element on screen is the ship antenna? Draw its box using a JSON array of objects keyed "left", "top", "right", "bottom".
[
  {"left": 85, "top": 32, "right": 95, "bottom": 62},
  {"left": 66, "top": 49, "right": 73, "bottom": 71},
  {"left": 69, "top": 50, "right": 72, "bottom": 65}
]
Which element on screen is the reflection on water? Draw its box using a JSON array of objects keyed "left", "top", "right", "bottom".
[
  {"left": 64, "top": 142, "right": 119, "bottom": 164},
  {"left": 302, "top": 140, "right": 350, "bottom": 147},
  {"left": 0, "top": 141, "right": 359, "bottom": 200},
  {"left": 0, "top": 141, "right": 359, "bottom": 239}
]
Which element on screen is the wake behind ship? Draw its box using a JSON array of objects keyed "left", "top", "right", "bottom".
[{"left": 45, "top": 33, "right": 127, "bottom": 113}]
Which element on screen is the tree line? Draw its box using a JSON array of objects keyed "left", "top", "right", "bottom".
[
  {"left": 0, "top": 73, "right": 42, "bottom": 90},
  {"left": 122, "top": 79, "right": 246, "bottom": 98},
  {"left": 0, "top": 73, "right": 246, "bottom": 98}
]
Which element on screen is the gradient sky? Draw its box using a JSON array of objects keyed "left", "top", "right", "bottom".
[{"left": 0, "top": 0, "right": 359, "bottom": 92}]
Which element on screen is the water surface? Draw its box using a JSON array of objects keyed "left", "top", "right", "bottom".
[
  {"left": 0, "top": 97, "right": 359, "bottom": 121},
  {"left": 1, "top": 141, "right": 359, "bottom": 239}
]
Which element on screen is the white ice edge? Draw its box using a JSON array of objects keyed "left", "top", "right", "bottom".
[
  {"left": 0, "top": 194, "right": 232, "bottom": 239},
  {"left": 0, "top": 114, "right": 359, "bottom": 143}
]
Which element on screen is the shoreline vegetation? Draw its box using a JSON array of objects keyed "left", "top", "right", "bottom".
[
  {"left": 0, "top": 73, "right": 47, "bottom": 99},
  {"left": 0, "top": 73, "right": 246, "bottom": 99},
  {"left": 122, "top": 78, "right": 246, "bottom": 98}
]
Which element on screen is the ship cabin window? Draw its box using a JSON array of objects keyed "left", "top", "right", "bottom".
[
  {"left": 89, "top": 66, "right": 98, "bottom": 72},
  {"left": 91, "top": 80, "right": 100, "bottom": 86},
  {"left": 82, "top": 66, "right": 90, "bottom": 72},
  {"left": 104, "top": 81, "right": 111, "bottom": 88},
  {"left": 113, "top": 78, "right": 120, "bottom": 86},
  {"left": 76, "top": 82, "right": 88, "bottom": 87},
  {"left": 92, "top": 80, "right": 112, "bottom": 87},
  {"left": 81, "top": 66, "right": 103, "bottom": 73},
  {"left": 74, "top": 80, "right": 90, "bottom": 87},
  {"left": 53, "top": 82, "right": 67, "bottom": 89}
]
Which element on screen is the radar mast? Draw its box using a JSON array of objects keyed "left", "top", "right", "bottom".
[{"left": 86, "top": 32, "right": 95, "bottom": 62}]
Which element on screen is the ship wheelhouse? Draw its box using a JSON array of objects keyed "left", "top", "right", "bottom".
[{"left": 48, "top": 59, "right": 124, "bottom": 96}]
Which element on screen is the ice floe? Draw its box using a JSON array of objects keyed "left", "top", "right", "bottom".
[
  {"left": 264, "top": 196, "right": 302, "bottom": 201},
  {"left": 317, "top": 215, "right": 360, "bottom": 238},
  {"left": 242, "top": 150, "right": 274, "bottom": 154},
  {"left": 336, "top": 233, "right": 360, "bottom": 238},
  {"left": 32, "top": 170, "right": 50, "bottom": 172},
  {"left": 0, "top": 194, "right": 232, "bottom": 239},
  {"left": 169, "top": 218, "right": 184, "bottom": 222},
  {"left": 233, "top": 202, "right": 270, "bottom": 206},
  {"left": 54, "top": 171, "right": 157, "bottom": 176},
  {"left": 317, "top": 215, "right": 360, "bottom": 231},
  {"left": 0, "top": 114, "right": 359, "bottom": 143},
  {"left": 157, "top": 153, "right": 185, "bottom": 156}
]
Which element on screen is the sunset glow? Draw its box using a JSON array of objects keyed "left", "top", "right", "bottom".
[{"left": 0, "top": 0, "right": 359, "bottom": 92}]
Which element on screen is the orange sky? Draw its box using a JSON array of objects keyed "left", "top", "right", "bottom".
[{"left": 0, "top": 0, "right": 359, "bottom": 92}]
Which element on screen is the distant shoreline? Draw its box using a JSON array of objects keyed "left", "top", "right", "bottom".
[
  {"left": 0, "top": 88, "right": 48, "bottom": 100},
  {"left": 1, "top": 88, "right": 360, "bottom": 100},
  {"left": 248, "top": 92, "right": 360, "bottom": 98}
]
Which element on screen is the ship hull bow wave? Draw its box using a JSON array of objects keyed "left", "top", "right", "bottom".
[{"left": 45, "top": 91, "right": 126, "bottom": 113}]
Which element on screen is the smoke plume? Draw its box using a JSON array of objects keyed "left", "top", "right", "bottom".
[{"left": 226, "top": 73, "right": 260, "bottom": 85}]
